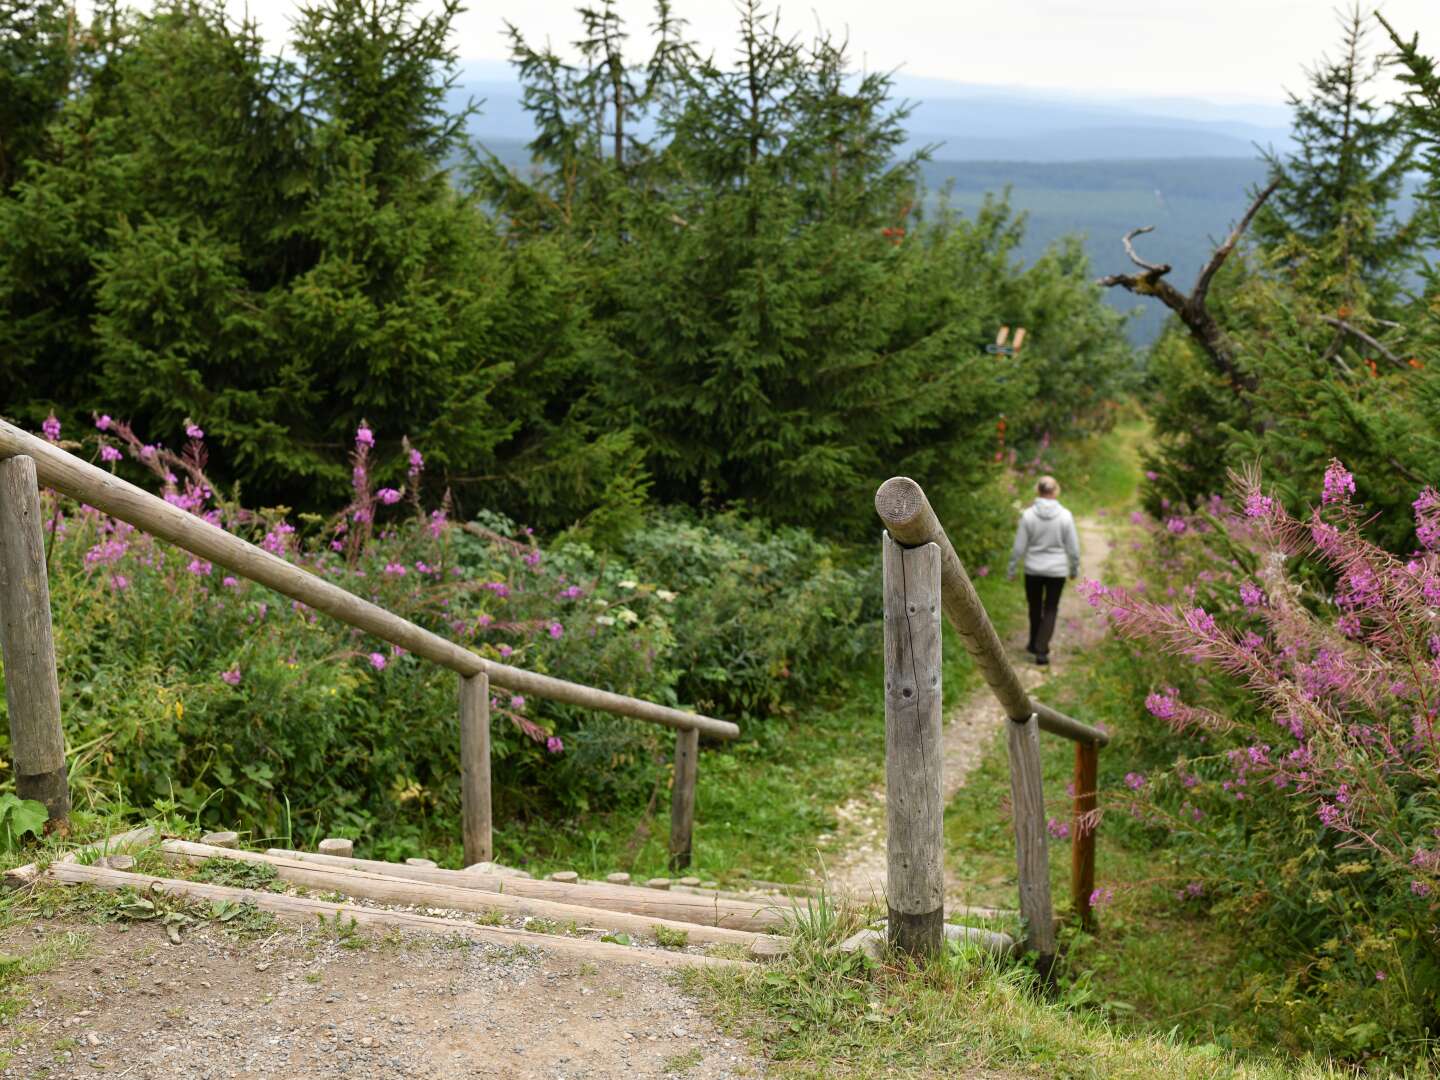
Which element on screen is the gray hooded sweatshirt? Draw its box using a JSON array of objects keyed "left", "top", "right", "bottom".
[{"left": 1008, "top": 498, "right": 1080, "bottom": 579}]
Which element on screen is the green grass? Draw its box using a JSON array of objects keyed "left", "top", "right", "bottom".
[
  {"left": 1034, "top": 416, "right": 1149, "bottom": 519},
  {"left": 692, "top": 892, "right": 1368, "bottom": 1079}
]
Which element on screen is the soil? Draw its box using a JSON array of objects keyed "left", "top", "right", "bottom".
[
  {"left": 820, "top": 515, "right": 1112, "bottom": 908},
  {"left": 0, "top": 915, "right": 759, "bottom": 1079}
]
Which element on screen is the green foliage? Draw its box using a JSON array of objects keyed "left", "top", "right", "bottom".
[{"left": 0, "top": 795, "right": 46, "bottom": 852}]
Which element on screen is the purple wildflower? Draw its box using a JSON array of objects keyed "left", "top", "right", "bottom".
[
  {"left": 99, "top": 445, "right": 122, "bottom": 463},
  {"left": 42, "top": 414, "right": 60, "bottom": 442},
  {"left": 546, "top": 736, "right": 564, "bottom": 754},
  {"left": 1322, "top": 460, "right": 1355, "bottom": 505},
  {"left": 510, "top": 695, "right": 525, "bottom": 710},
  {"left": 221, "top": 668, "right": 242, "bottom": 686},
  {"left": 1124, "top": 771, "right": 1146, "bottom": 790},
  {"left": 377, "top": 488, "right": 402, "bottom": 505},
  {"left": 548, "top": 622, "right": 564, "bottom": 640},
  {"left": 95, "top": 414, "right": 112, "bottom": 431},
  {"left": 1046, "top": 817, "right": 1071, "bottom": 840},
  {"left": 1166, "top": 517, "right": 1187, "bottom": 535},
  {"left": 368, "top": 652, "right": 387, "bottom": 671},
  {"left": 355, "top": 425, "right": 374, "bottom": 448},
  {"left": 185, "top": 421, "right": 205, "bottom": 440}
]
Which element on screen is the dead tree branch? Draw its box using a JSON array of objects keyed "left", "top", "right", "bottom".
[
  {"left": 1099, "top": 178, "right": 1281, "bottom": 393},
  {"left": 1318, "top": 316, "right": 1407, "bottom": 369}
]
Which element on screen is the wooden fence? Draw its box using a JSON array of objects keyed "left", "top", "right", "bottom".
[
  {"left": 0, "top": 419, "right": 738, "bottom": 869},
  {"left": 875, "top": 476, "right": 1108, "bottom": 973}
]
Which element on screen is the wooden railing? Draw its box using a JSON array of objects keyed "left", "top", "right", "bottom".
[
  {"left": 875, "top": 476, "right": 1107, "bottom": 972},
  {"left": 0, "top": 419, "right": 738, "bottom": 870}
]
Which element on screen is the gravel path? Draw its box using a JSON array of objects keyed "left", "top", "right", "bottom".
[
  {"left": 1, "top": 915, "right": 760, "bottom": 1079},
  {"left": 821, "top": 515, "right": 1112, "bottom": 908}
]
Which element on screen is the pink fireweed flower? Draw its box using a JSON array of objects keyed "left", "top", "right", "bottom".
[
  {"left": 510, "top": 695, "right": 525, "bottom": 710},
  {"left": 1145, "top": 688, "right": 1179, "bottom": 721},
  {"left": 1412, "top": 880, "right": 1432, "bottom": 897},
  {"left": 428, "top": 509, "right": 447, "bottom": 538},
  {"left": 1244, "top": 492, "right": 1274, "bottom": 518},
  {"left": 99, "top": 445, "right": 122, "bottom": 463},
  {"left": 1184, "top": 607, "right": 1217, "bottom": 635},
  {"left": 1322, "top": 460, "right": 1355, "bottom": 505},
  {"left": 185, "top": 421, "right": 205, "bottom": 440},
  {"left": 546, "top": 736, "right": 564, "bottom": 754},
  {"left": 498, "top": 644, "right": 513, "bottom": 659},
  {"left": 476, "top": 613, "right": 493, "bottom": 629},
  {"left": 355, "top": 425, "right": 374, "bottom": 448},
  {"left": 1130, "top": 510, "right": 1146, "bottom": 525},
  {"left": 221, "top": 668, "right": 241, "bottom": 686},
  {"left": 95, "top": 414, "right": 112, "bottom": 431},
  {"left": 1239, "top": 581, "right": 1265, "bottom": 609},
  {"left": 109, "top": 574, "right": 129, "bottom": 591},
  {"left": 975, "top": 565, "right": 990, "bottom": 578},
  {"left": 1414, "top": 489, "right": 1440, "bottom": 549},
  {"left": 1046, "top": 817, "right": 1070, "bottom": 840},
  {"left": 1124, "top": 771, "right": 1146, "bottom": 790},
  {"left": 383, "top": 562, "right": 407, "bottom": 577},
  {"left": 42, "top": 414, "right": 60, "bottom": 442},
  {"left": 1089, "top": 886, "right": 1114, "bottom": 908},
  {"left": 187, "top": 558, "right": 212, "bottom": 576},
  {"left": 1078, "top": 578, "right": 1109, "bottom": 608},
  {"left": 222, "top": 576, "right": 239, "bottom": 588},
  {"left": 377, "top": 487, "right": 401, "bottom": 505},
  {"left": 140, "top": 444, "right": 156, "bottom": 459},
  {"left": 1166, "top": 517, "right": 1187, "bottom": 535},
  {"left": 560, "top": 585, "right": 582, "bottom": 599},
  {"left": 548, "top": 622, "right": 564, "bottom": 640},
  {"left": 1145, "top": 470, "right": 1159, "bottom": 481},
  {"left": 523, "top": 549, "right": 541, "bottom": 567},
  {"left": 368, "top": 652, "right": 387, "bottom": 671}
]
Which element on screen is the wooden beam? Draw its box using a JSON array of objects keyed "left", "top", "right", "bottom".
[
  {"left": 668, "top": 726, "right": 699, "bottom": 872},
  {"left": 159, "top": 841, "right": 763, "bottom": 949},
  {"left": 0, "top": 420, "right": 738, "bottom": 741},
  {"left": 4, "top": 825, "right": 156, "bottom": 889},
  {"left": 1007, "top": 714, "right": 1056, "bottom": 973},
  {"left": 0, "top": 455, "right": 69, "bottom": 831},
  {"left": 459, "top": 672, "right": 492, "bottom": 864},
  {"left": 1071, "top": 741, "right": 1099, "bottom": 930},
  {"left": 263, "top": 848, "right": 785, "bottom": 930},
  {"left": 882, "top": 533, "right": 945, "bottom": 957},
  {"left": 47, "top": 861, "right": 745, "bottom": 971}
]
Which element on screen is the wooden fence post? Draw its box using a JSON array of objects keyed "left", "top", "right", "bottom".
[
  {"left": 882, "top": 532, "right": 944, "bottom": 957},
  {"left": 1007, "top": 713, "right": 1055, "bottom": 974},
  {"left": 0, "top": 455, "right": 69, "bottom": 832},
  {"left": 459, "top": 672, "right": 492, "bottom": 864},
  {"left": 669, "top": 726, "right": 699, "bottom": 872},
  {"left": 1071, "top": 740, "right": 1099, "bottom": 929}
]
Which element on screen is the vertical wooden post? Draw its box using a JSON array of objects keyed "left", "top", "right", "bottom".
[
  {"left": 882, "top": 532, "right": 944, "bottom": 957},
  {"left": 669, "top": 726, "right": 699, "bottom": 872},
  {"left": 1071, "top": 741, "right": 1099, "bottom": 929},
  {"left": 0, "top": 455, "right": 69, "bottom": 832},
  {"left": 459, "top": 672, "right": 492, "bottom": 864},
  {"left": 1007, "top": 714, "right": 1055, "bottom": 974}
]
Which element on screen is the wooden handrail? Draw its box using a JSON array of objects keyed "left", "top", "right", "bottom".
[
  {"left": 0, "top": 420, "right": 738, "bottom": 741},
  {"left": 875, "top": 475, "right": 1107, "bottom": 969},
  {"left": 874, "top": 476, "right": 1107, "bottom": 747}
]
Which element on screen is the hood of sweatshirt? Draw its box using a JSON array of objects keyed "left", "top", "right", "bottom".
[{"left": 1032, "top": 498, "right": 1062, "bottom": 520}]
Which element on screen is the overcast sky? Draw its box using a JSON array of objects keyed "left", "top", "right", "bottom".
[{"left": 224, "top": 0, "right": 1440, "bottom": 104}]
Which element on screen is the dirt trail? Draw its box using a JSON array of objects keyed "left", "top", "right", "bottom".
[
  {"left": 821, "top": 515, "right": 1113, "bottom": 909},
  {"left": 0, "top": 916, "right": 758, "bottom": 1080}
]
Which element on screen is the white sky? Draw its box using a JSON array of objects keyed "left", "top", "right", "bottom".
[{"left": 225, "top": 0, "right": 1439, "bottom": 104}]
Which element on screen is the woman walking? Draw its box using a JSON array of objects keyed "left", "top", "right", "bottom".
[{"left": 1006, "top": 476, "right": 1080, "bottom": 666}]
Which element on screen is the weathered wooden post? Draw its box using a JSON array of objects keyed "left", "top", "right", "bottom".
[
  {"left": 882, "top": 532, "right": 944, "bottom": 956},
  {"left": 1071, "top": 741, "right": 1099, "bottom": 929},
  {"left": 459, "top": 672, "right": 492, "bottom": 864},
  {"left": 0, "top": 454, "right": 70, "bottom": 833},
  {"left": 668, "top": 725, "right": 699, "bottom": 872},
  {"left": 1008, "top": 714, "right": 1056, "bottom": 975}
]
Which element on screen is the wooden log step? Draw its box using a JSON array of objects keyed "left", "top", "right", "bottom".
[
  {"left": 4, "top": 825, "right": 157, "bottom": 890},
  {"left": 160, "top": 841, "right": 764, "bottom": 950},
  {"left": 47, "top": 861, "right": 741, "bottom": 971},
  {"left": 264, "top": 848, "right": 786, "bottom": 930}
]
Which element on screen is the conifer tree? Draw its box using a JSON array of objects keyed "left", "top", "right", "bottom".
[{"left": 1254, "top": 5, "right": 1416, "bottom": 317}]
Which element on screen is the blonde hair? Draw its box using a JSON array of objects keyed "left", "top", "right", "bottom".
[{"left": 1037, "top": 476, "right": 1060, "bottom": 498}]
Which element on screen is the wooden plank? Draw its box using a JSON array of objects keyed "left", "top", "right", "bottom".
[
  {"left": 882, "top": 533, "right": 944, "bottom": 957},
  {"left": 874, "top": 476, "right": 1107, "bottom": 747},
  {"left": 0, "top": 455, "right": 69, "bottom": 830},
  {"left": 263, "top": 848, "right": 785, "bottom": 930},
  {"left": 459, "top": 672, "right": 492, "bottom": 864},
  {"left": 47, "top": 861, "right": 744, "bottom": 971},
  {"left": 1007, "top": 714, "right": 1056, "bottom": 968},
  {"left": 668, "top": 726, "right": 699, "bottom": 872},
  {"left": 1072, "top": 741, "right": 1099, "bottom": 929},
  {"left": 4, "top": 825, "right": 157, "bottom": 889},
  {"left": 159, "top": 841, "right": 764, "bottom": 949},
  {"left": 0, "top": 419, "right": 738, "bottom": 741}
]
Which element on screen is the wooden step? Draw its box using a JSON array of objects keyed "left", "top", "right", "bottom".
[
  {"left": 161, "top": 840, "right": 767, "bottom": 951},
  {"left": 47, "top": 861, "right": 742, "bottom": 971}
]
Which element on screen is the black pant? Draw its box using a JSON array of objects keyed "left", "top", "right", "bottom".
[{"left": 1025, "top": 574, "right": 1066, "bottom": 657}]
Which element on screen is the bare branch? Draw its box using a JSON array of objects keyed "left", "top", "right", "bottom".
[
  {"left": 1319, "top": 316, "right": 1407, "bottom": 368},
  {"left": 1192, "top": 177, "right": 1281, "bottom": 306},
  {"left": 1122, "top": 226, "right": 1171, "bottom": 275}
]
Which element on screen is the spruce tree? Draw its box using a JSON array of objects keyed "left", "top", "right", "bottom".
[{"left": 1254, "top": 4, "right": 1416, "bottom": 316}]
